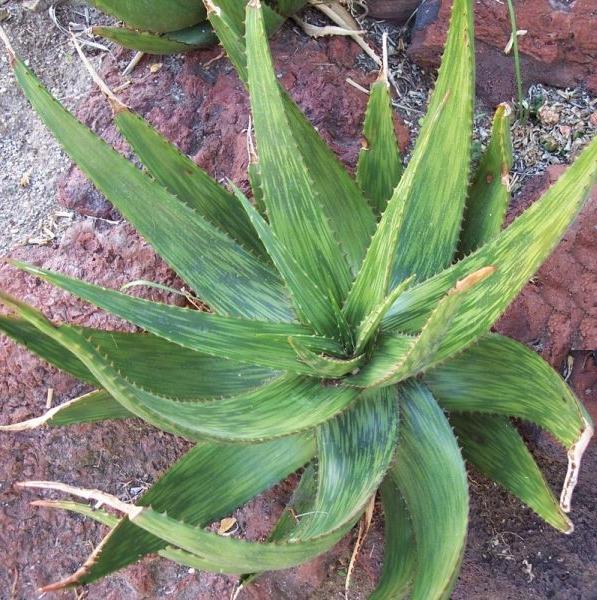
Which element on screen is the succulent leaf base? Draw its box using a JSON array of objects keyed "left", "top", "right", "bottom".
[{"left": 0, "top": 0, "right": 595, "bottom": 597}]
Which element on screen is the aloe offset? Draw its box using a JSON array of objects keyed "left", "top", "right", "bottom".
[
  {"left": 0, "top": 0, "right": 595, "bottom": 596},
  {"left": 87, "top": 0, "right": 306, "bottom": 54}
]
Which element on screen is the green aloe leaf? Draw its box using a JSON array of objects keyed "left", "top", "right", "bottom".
[
  {"left": 389, "top": 0, "right": 474, "bottom": 285},
  {"left": 354, "top": 276, "right": 414, "bottom": 355},
  {"left": 233, "top": 187, "right": 349, "bottom": 342},
  {"left": 245, "top": 1, "right": 353, "bottom": 307},
  {"left": 356, "top": 67, "right": 403, "bottom": 215},
  {"left": 425, "top": 334, "right": 593, "bottom": 512},
  {"left": 353, "top": 267, "right": 495, "bottom": 387},
  {"left": 88, "top": 0, "right": 207, "bottom": 33},
  {"left": 0, "top": 294, "right": 360, "bottom": 441},
  {"left": 92, "top": 23, "right": 217, "bottom": 54},
  {"left": 344, "top": 0, "right": 474, "bottom": 329},
  {"left": 114, "top": 108, "right": 268, "bottom": 260},
  {"left": 7, "top": 265, "right": 341, "bottom": 374},
  {"left": 291, "top": 387, "right": 398, "bottom": 540},
  {"left": 458, "top": 103, "right": 513, "bottom": 256},
  {"left": 382, "top": 137, "right": 597, "bottom": 364},
  {"left": 370, "top": 476, "right": 415, "bottom": 600},
  {"left": 0, "top": 390, "right": 132, "bottom": 431},
  {"left": 41, "top": 435, "right": 315, "bottom": 589},
  {"left": 0, "top": 316, "right": 278, "bottom": 398},
  {"left": 391, "top": 381, "right": 468, "bottom": 600},
  {"left": 207, "top": 0, "right": 376, "bottom": 274},
  {"left": 125, "top": 506, "right": 352, "bottom": 573},
  {"left": 451, "top": 413, "right": 572, "bottom": 532},
  {"left": 288, "top": 338, "right": 363, "bottom": 378},
  {"left": 10, "top": 53, "right": 292, "bottom": 322}
]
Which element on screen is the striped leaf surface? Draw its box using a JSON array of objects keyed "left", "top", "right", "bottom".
[
  {"left": 344, "top": 0, "right": 474, "bottom": 329},
  {"left": 389, "top": 0, "right": 474, "bottom": 285},
  {"left": 8, "top": 265, "right": 341, "bottom": 374},
  {"left": 0, "top": 294, "right": 359, "bottom": 441},
  {"left": 356, "top": 72, "right": 403, "bottom": 215},
  {"left": 11, "top": 56, "right": 292, "bottom": 322},
  {"left": 245, "top": 2, "right": 353, "bottom": 307},
  {"left": 208, "top": 0, "right": 376, "bottom": 274},
  {"left": 425, "top": 334, "right": 591, "bottom": 449},
  {"left": 458, "top": 103, "right": 513, "bottom": 256},
  {"left": 382, "top": 137, "right": 597, "bottom": 363},
  {"left": 291, "top": 387, "right": 399, "bottom": 540},
  {"left": 392, "top": 381, "right": 468, "bottom": 600},
  {"left": 234, "top": 187, "right": 349, "bottom": 342},
  {"left": 452, "top": 413, "right": 572, "bottom": 532},
  {"left": 0, "top": 316, "right": 277, "bottom": 398},
  {"left": 115, "top": 109, "right": 269, "bottom": 260},
  {"left": 370, "top": 476, "right": 415, "bottom": 599}
]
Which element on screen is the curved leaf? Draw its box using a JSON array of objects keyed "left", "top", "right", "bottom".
[
  {"left": 425, "top": 334, "right": 591, "bottom": 449},
  {"left": 392, "top": 381, "right": 468, "bottom": 600},
  {"left": 289, "top": 338, "right": 363, "bottom": 378},
  {"left": 0, "top": 295, "right": 359, "bottom": 441},
  {"left": 370, "top": 475, "right": 415, "bottom": 599},
  {"left": 31, "top": 499, "right": 227, "bottom": 573},
  {"left": 291, "top": 387, "right": 398, "bottom": 540},
  {"left": 0, "top": 390, "right": 132, "bottom": 431},
  {"left": 451, "top": 413, "right": 572, "bottom": 532},
  {"left": 425, "top": 334, "right": 593, "bottom": 512}
]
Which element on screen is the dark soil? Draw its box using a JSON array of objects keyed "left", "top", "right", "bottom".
[{"left": 0, "top": 20, "right": 595, "bottom": 600}]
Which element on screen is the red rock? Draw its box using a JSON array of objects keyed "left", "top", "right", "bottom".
[
  {"left": 409, "top": 0, "right": 597, "bottom": 105},
  {"left": 496, "top": 166, "right": 597, "bottom": 373},
  {"left": 367, "top": 0, "right": 427, "bottom": 23}
]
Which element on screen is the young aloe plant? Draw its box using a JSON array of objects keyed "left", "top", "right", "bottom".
[
  {"left": 1, "top": 0, "right": 595, "bottom": 596},
  {"left": 87, "top": 0, "right": 306, "bottom": 54}
]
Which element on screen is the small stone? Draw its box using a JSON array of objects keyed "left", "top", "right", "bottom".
[
  {"left": 149, "top": 63, "right": 163, "bottom": 74},
  {"left": 538, "top": 104, "right": 560, "bottom": 126},
  {"left": 540, "top": 134, "right": 559, "bottom": 152},
  {"left": 590, "top": 112, "right": 597, "bottom": 127},
  {"left": 19, "top": 172, "right": 31, "bottom": 188}
]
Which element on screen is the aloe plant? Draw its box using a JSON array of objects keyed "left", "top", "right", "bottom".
[
  {"left": 87, "top": 0, "right": 306, "bottom": 54},
  {"left": 1, "top": 0, "right": 595, "bottom": 596}
]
